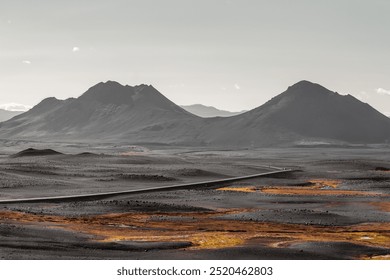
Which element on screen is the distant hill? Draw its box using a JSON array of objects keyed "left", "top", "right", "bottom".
[
  {"left": 0, "top": 109, "right": 23, "bottom": 122},
  {"left": 198, "top": 80, "right": 390, "bottom": 146},
  {"left": 1, "top": 80, "right": 390, "bottom": 147},
  {"left": 11, "top": 148, "right": 63, "bottom": 158},
  {"left": 181, "top": 104, "right": 246, "bottom": 117}
]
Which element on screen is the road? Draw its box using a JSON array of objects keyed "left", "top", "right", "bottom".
[{"left": 0, "top": 168, "right": 295, "bottom": 204}]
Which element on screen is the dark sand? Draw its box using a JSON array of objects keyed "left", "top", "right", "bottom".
[{"left": 0, "top": 143, "right": 389, "bottom": 259}]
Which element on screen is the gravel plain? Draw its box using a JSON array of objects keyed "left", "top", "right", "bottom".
[{"left": 0, "top": 143, "right": 389, "bottom": 259}]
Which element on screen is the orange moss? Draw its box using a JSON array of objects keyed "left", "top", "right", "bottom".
[
  {"left": 218, "top": 179, "right": 347, "bottom": 195},
  {"left": 369, "top": 202, "right": 390, "bottom": 212},
  {"left": 261, "top": 187, "right": 386, "bottom": 197},
  {"left": 308, "top": 179, "right": 340, "bottom": 189},
  {"left": 361, "top": 254, "right": 390, "bottom": 260},
  {"left": 1, "top": 210, "right": 389, "bottom": 252},
  {"left": 258, "top": 178, "right": 386, "bottom": 197},
  {"left": 217, "top": 186, "right": 260, "bottom": 193}
]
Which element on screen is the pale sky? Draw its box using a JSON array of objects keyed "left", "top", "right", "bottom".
[{"left": 1, "top": 0, "right": 390, "bottom": 114}]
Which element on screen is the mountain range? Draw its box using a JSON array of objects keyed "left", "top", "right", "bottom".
[
  {"left": 1, "top": 80, "right": 389, "bottom": 147},
  {"left": 180, "top": 104, "right": 246, "bottom": 118}
]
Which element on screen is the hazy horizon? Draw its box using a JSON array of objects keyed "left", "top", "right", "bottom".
[{"left": 1, "top": 1, "right": 390, "bottom": 115}]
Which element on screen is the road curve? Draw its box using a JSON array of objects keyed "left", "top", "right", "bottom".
[{"left": 0, "top": 168, "right": 296, "bottom": 204}]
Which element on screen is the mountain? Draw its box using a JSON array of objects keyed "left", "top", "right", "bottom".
[
  {"left": 181, "top": 104, "right": 246, "bottom": 117},
  {"left": 1, "top": 80, "right": 390, "bottom": 147},
  {"left": 0, "top": 81, "right": 203, "bottom": 144},
  {"left": 0, "top": 109, "right": 23, "bottom": 122},
  {"left": 198, "top": 80, "right": 390, "bottom": 146}
]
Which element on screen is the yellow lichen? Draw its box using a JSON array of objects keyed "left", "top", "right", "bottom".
[
  {"left": 1, "top": 210, "right": 389, "bottom": 251},
  {"left": 217, "top": 186, "right": 260, "bottom": 193}
]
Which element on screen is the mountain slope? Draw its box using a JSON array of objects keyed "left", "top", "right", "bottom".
[
  {"left": 181, "top": 104, "right": 246, "bottom": 117},
  {"left": 0, "top": 81, "right": 203, "bottom": 144},
  {"left": 199, "top": 81, "right": 390, "bottom": 146},
  {"left": 260, "top": 81, "right": 390, "bottom": 142}
]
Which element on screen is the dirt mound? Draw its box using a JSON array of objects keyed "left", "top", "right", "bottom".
[
  {"left": 75, "top": 152, "right": 99, "bottom": 157},
  {"left": 11, "top": 148, "right": 63, "bottom": 158}
]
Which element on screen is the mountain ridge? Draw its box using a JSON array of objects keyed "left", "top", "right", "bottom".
[
  {"left": 0, "top": 81, "right": 201, "bottom": 142},
  {"left": 1, "top": 80, "right": 389, "bottom": 147},
  {"left": 191, "top": 80, "right": 390, "bottom": 146},
  {"left": 181, "top": 104, "right": 247, "bottom": 118}
]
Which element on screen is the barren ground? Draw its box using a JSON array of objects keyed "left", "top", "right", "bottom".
[{"left": 0, "top": 142, "right": 389, "bottom": 259}]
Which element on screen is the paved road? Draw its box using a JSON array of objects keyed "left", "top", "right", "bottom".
[{"left": 0, "top": 168, "right": 295, "bottom": 204}]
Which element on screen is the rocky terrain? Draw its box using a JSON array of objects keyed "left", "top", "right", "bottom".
[{"left": 0, "top": 144, "right": 389, "bottom": 259}]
